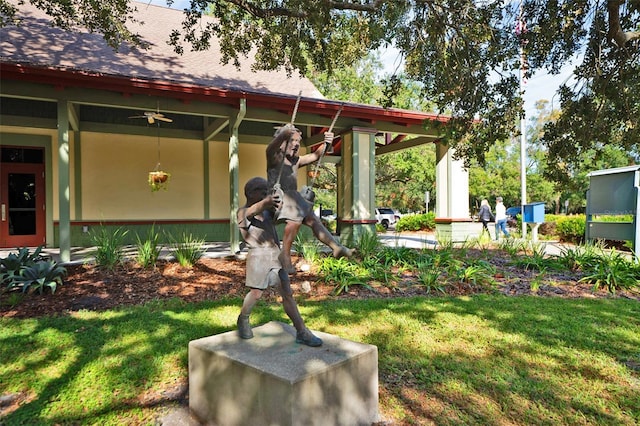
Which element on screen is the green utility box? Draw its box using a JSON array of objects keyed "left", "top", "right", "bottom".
[{"left": 586, "top": 165, "right": 640, "bottom": 262}]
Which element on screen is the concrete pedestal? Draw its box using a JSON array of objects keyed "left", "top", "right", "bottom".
[
  {"left": 188, "top": 321, "right": 379, "bottom": 426},
  {"left": 435, "top": 220, "right": 474, "bottom": 242}
]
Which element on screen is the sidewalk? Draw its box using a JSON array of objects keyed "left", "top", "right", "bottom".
[
  {"left": 1, "top": 228, "right": 576, "bottom": 265},
  {"left": 0, "top": 242, "right": 237, "bottom": 265}
]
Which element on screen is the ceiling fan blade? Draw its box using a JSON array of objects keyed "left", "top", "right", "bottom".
[
  {"left": 128, "top": 115, "right": 147, "bottom": 119},
  {"left": 156, "top": 117, "right": 173, "bottom": 123}
]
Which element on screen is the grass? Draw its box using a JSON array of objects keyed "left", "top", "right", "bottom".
[{"left": 1, "top": 296, "right": 639, "bottom": 425}]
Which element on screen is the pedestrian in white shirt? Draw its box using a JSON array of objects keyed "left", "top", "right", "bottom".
[{"left": 494, "top": 197, "right": 511, "bottom": 240}]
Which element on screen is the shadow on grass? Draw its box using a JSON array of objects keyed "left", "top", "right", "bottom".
[{"left": 2, "top": 296, "right": 639, "bottom": 424}]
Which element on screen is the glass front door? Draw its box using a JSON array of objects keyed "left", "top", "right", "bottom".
[{"left": 1, "top": 148, "right": 46, "bottom": 248}]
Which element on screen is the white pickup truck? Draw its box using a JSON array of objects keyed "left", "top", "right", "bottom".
[{"left": 375, "top": 208, "right": 397, "bottom": 230}]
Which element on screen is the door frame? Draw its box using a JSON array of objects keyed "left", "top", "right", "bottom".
[
  {"left": 0, "top": 161, "right": 46, "bottom": 247},
  {"left": 0, "top": 134, "right": 53, "bottom": 248}
]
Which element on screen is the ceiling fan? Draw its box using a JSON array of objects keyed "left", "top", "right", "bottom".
[{"left": 129, "top": 109, "right": 173, "bottom": 124}]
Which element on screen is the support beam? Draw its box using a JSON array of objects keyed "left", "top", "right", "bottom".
[
  {"left": 204, "top": 117, "right": 229, "bottom": 141},
  {"left": 338, "top": 127, "right": 378, "bottom": 244},
  {"left": 229, "top": 98, "right": 246, "bottom": 254},
  {"left": 434, "top": 143, "right": 472, "bottom": 241},
  {"left": 57, "top": 100, "right": 71, "bottom": 262}
]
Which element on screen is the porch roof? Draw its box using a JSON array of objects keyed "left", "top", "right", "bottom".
[{"left": 1, "top": 0, "right": 447, "bottom": 149}]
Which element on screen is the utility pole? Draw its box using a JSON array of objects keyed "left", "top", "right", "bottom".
[{"left": 517, "top": 3, "right": 528, "bottom": 239}]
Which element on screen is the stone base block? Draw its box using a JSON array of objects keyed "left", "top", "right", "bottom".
[
  {"left": 188, "top": 321, "right": 379, "bottom": 426},
  {"left": 435, "top": 220, "right": 474, "bottom": 242}
]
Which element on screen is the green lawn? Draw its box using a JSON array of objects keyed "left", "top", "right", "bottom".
[{"left": 1, "top": 295, "right": 639, "bottom": 425}]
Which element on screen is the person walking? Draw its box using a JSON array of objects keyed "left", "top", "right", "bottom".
[
  {"left": 478, "top": 199, "right": 494, "bottom": 237},
  {"left": 494, "top": 196, "right": 511, "bottom": 240}
]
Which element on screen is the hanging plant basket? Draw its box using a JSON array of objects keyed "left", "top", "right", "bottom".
[{"left": 149, "top": 171, "right": 170, "bottom": 192}]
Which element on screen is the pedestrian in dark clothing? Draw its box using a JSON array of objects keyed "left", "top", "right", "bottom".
[{"left": 478, "top": 199, "right": 494, "bottom": 236}]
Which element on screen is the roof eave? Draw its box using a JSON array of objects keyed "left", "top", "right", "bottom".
[{"left": 0, "top": 61, "right": 450, "bottom": 127}]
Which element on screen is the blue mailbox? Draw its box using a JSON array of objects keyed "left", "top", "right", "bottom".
[{"left": 523, "top": 202, "right": 545, "bottom": 223}]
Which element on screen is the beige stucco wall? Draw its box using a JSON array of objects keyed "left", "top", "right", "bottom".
[
  {"left": 208, "top": 141, "right": 231, "bottom": 219},
  {"left": 81, "top": 132, "right": 204, "bottom": 220},
  {"left": 1, "top": 126, "right": 309, "bottom": 224}
]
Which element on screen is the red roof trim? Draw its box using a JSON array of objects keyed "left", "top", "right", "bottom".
[{"left": 1, "top": 62, "right": 450, "bottom": 126}]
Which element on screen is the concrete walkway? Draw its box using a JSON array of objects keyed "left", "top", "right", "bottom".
[{"left": 1, "top": 225, "right": 578, "bottom": 265}]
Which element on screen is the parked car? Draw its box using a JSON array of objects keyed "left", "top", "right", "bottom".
[
  {"left": 375, "top": 208, "right": 397, "bottom": 230},
  {"left": 505, "top": 206, "right": 522, "bottom": 219},
  {"left": 319, "top": 209, "right": 336, "bottom": 224},
  {"left": 505, "top": 206, "right": 522, "bottom": 227}
]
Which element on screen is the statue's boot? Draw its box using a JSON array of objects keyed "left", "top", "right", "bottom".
[
  {"left": 237, "top": 314, "right": 253, "bottom": 339},
  {"left": 295, "top": 328, "right": 323, "bottom": 347},
  {"left": 332, "top": 245, "right": 355, "bottom": 259}
]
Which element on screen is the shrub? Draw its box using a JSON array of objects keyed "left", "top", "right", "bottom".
[
  {"left": 579, "top": 250, "right": 639, "bottom": 294},
  {"left": 1, "top": 246, "right": 44, "bottom": 287},
  {"left": 293, "top": 233, "right": 321, "bottom": 264},
  {"left": 555, "top": 215, "right": 586, "bottom": 244},
  {"left": 136, "top": 225, "right": 162, "bottom": 268},
  {"left": 318, "top": 257, "right": 371, "bottom": 295},
  {"left": 355, "top": 231, "right": 382, "bottom": 259},
  {"left": 1, "top": 246, "right": 65, "bottom": 295},
  {"left": 168, "top": 231, "right": 205, "bottom": 267},
  {"left": 89, "top": 226, "right": 129, "bottom": 270},
  {"left": 11, "top": 261, "right": 67, "bottom": 294},
  {"left": 396, "top": 212, "right": 435, "bottom": 232}
]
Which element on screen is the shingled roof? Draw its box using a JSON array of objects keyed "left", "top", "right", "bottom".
[{"left": 0, "top": 0, "right": 323, "bottom": 99}]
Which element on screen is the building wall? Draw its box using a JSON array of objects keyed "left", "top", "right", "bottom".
[
  {"left": 1, "top": 125, "right": 311, "bottom": 246},
  {"left": 80, "top": 132, "right": 205, "bottom": 219}
]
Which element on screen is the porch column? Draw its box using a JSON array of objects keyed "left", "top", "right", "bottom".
[
  {"left": 337, "top": 127, "right": 377, "bottom": 245},
  {"left": 434, "top": 142, "right": 472, "bottom": 241},
  {"left": 229, "top": 99, "right": 246, "bottom": 254},
  {"left": 57, "top": 100, "right": 71, "bottom": 262}
]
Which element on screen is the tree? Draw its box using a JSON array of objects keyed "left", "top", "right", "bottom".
[
  {"left": 375, "top": 145, "right": 436, "bottom": 212},
  {"left": 4, "top": 1, "right": 638, "bottom": 172},
  {"left": 468, "top": 138, "right": 521, "bottom": 212},
  {"left": 310, "top": 53, "right": 436, "bottom": 213}
]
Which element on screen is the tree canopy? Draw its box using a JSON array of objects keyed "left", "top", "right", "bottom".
[{"left": 2, "top": 0, "right": 638, "bottom": 168}]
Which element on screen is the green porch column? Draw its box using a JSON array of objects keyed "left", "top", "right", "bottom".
[
  {"left": 338, "top": 127, "right": 377, "bottom": 245},
  {"left": 57, "top": 100, "right": 71, "bottom": 262},
  {"left": 434, "top": 142, "right": 472, "bottom": 241},
  {"left": 229, "top": 99, "right": 246, "bottom": 254}
]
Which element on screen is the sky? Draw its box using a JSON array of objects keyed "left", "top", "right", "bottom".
[{"left": 145, "top": 0, "right": 573, "bottom": 118}]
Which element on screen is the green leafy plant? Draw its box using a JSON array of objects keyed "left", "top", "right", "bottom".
[
  {"left": 1, "top": 246, "right": 45, "bottom": 287},
  {"left": 511, "top": 243, "right": 560, "bottom": 272},
  {"left": 318, "top": 257, "right": 370, "bottom": 295},
  {"left": 415, "top": 260, "right": 444, "bottom": 293},
  {"left": 1, "top": 246, "right": 54, "bottom": 296},
  {"left": 360, "top": 255, "right": 397, "bottom": 287},
  {"left": 579, "top": 250, "right": 639, "bottom": 294},
  {"left": 136, "top": 225, "right": 162, "bottom": 268},
  {"left": 457, "top": 259, "right": 496, "bottom": 288},
  {"left": 355, "top": 231, "right": 382, "bottom": 259},
  {"left": 169, "top": 231, "right": 205, "bottom": 267},
  {"left": 395, "top": 212, "right": 435, "bottom": 232},
  {"left": 89, "top": 226, "right": 129, "bottom": 270},
  {"left": 293, "top": 234, "right": 321, "bottom": 265},
  {"left": 557, "top": 243, "right": 602, "bottom": 272},
  {"left": 11, "top": 261, "right": 66, "bottom": 294},
  {"left": 498, "top": 238, "right": 525, "bottom": 257},
  {"left": 555, "top": 215, "right": 586, "bottom": 244},
  {"left": 377, "top": 246, "right": 420, "bottom": 270}
]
